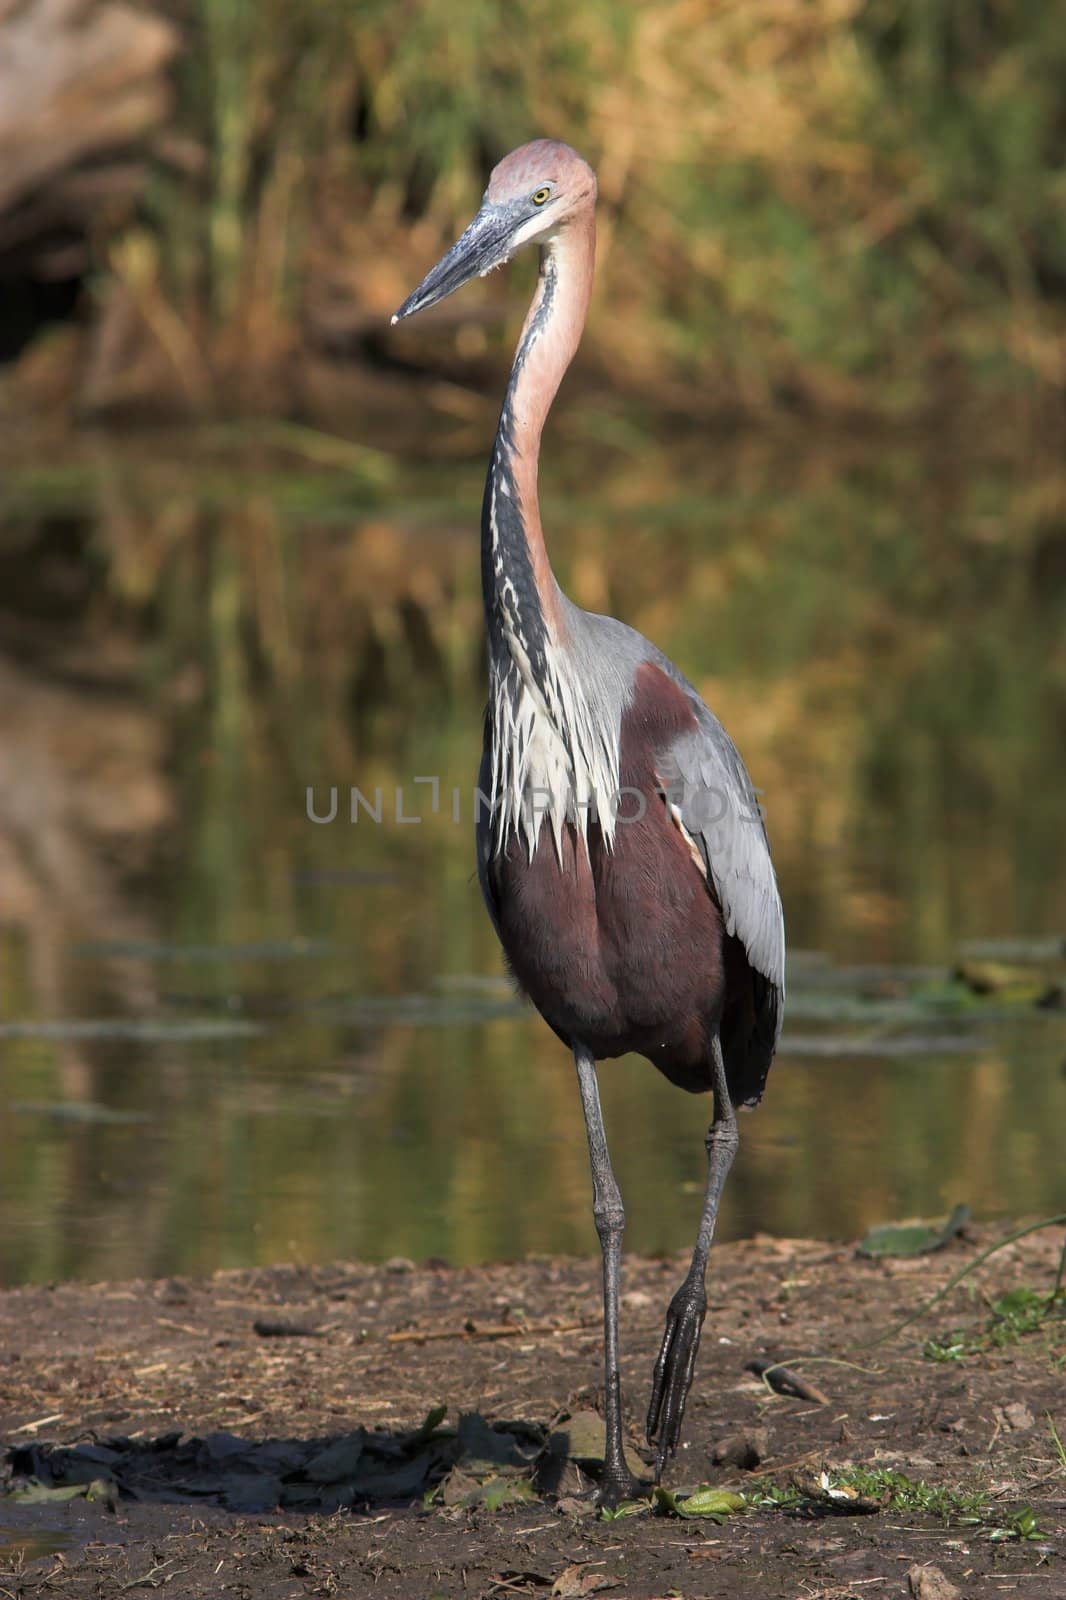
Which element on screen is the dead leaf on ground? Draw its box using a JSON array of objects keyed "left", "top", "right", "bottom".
[
  {"left": 908, "top": 1563, "right": 961, "bottom": 1600},
  {"left": 792, "top": 1472, "right": 881, "bottom": 1516},
  {"left": 552, "top": 1410, "right": 649, "bottom": 1482},
  {"left": 554, "top": 1494, "right": 597, "bottom": 1519},
  {"left": 551, "top": 1563, "right": 615, "bottom": 1597}
]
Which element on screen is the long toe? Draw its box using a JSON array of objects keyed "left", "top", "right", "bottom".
[{"left": 646, "top": 1280, "right": 707, "bottom": 1471}]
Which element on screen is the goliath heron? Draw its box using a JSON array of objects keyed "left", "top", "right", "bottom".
[{"left": 393, "top": 140, "right": 784, "bottom": 1506}]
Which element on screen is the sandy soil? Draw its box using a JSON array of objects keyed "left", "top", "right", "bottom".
[{"left": 1, "top": 1226, "right": 1064, "bottom": 1599}]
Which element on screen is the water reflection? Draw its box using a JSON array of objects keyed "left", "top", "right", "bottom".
[{"left": 1, "top": 425, "right": 1064, "bottom": 1286}]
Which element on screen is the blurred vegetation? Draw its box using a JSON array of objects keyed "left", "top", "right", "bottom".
[{"left": 5, "top": 0, "right": 1066, "bottom": 422}]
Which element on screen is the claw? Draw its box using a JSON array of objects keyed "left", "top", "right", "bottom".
[{"left": 645, "top": 1275, "right": 707, "bottom": 1473}]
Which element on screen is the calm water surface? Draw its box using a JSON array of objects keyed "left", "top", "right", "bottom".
[{"left": 0, "top": 422, "right": 1064, "bottom": 1285}]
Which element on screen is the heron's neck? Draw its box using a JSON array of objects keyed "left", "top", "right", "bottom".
[{"left": 481, "top": 209, "right": 595, "bottom": 684}]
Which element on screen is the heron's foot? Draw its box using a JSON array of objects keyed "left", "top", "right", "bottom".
[
  {"left": 596, "top": 1463, "right": 646, "bottom": 1513},
  {"left": 645, "top": 1273, "right": 707, "bottom": 1480}
]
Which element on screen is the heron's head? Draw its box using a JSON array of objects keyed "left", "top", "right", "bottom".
[{"left": 392, "top": 140, "right": 596, "bottom": 324}]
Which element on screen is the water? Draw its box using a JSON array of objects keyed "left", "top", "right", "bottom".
[{"left": 1, "top": 422, "right": 1064, "bottom": 1287}]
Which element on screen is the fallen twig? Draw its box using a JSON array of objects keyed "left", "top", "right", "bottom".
[
  {"left": 9, "top": 1412, "right": 64, "bottom": 1434},
  {"left": 156, "top": 1317, "right": 200, "bottom": 1336},
  {"left": 746, "top": 1445, "right": 825, "bottom": 1479},
  {"left": 119, "top": 1559, "right": 181, "bottom": 1591},
  {"left": 386, "top": 1319, "right": 596, "bottom": 1344}
]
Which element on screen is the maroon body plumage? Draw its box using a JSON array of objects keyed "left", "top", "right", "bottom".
[{"left": 490, "top": 661, "right": 729, "bottom": 1092}]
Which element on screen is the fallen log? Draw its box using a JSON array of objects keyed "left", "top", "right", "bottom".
[{"left": 0, "top": 0, "right": 178, "bottom": 272}]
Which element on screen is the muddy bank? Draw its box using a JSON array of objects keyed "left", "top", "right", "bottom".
[{"left": 1, "top": 1227, "right": 1063, "bottom": 1597}]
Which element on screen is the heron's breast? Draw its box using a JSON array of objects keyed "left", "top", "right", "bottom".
[{"left": 490, "top": 661, "right": 726, "bottom": 1063}]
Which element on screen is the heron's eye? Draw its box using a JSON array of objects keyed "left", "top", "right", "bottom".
[{"left": 531, "top": 187, "right": 551, "bottom": 206}]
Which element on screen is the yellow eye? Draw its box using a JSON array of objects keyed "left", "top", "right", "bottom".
[{"left": 531, "top": 187, "right": 551, "bottom": 206}]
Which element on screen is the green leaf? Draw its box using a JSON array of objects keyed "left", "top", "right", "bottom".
[
  {"left": 677, "top": 1487, "right": 747, "bottom": 1519},
  {"left": 653, "top": 1484, "right": 747, "bottom": 1519},
  {"left": 858, "top": 1204, "right": 969, "bottom": 1258},
  {"left": 600, "top": 1497, "right": 650, "bottom": 1521},
  {"left": 993, "top": 1288, "right": 1043, "bottom": 1316}
]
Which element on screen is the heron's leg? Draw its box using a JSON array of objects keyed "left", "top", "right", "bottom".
[
  {"left": 574, "top": 1045, "right": 641, "bottom": 1508},
  {"left": 646, "top": 1037, "right": 738, "bottom": 1480}
]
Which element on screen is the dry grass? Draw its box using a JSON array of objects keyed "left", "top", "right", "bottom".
[{"left": 44, "top": 0, "right": 1062, "bottom": 423}]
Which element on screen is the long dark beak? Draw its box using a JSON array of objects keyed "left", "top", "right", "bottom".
[{"left": 391, "top": 206, "right": 514, "bottom": 324}]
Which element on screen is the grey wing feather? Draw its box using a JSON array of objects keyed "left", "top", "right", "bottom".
[{"left": 657, "top": 675, "right": 785, "bottom": 1105}]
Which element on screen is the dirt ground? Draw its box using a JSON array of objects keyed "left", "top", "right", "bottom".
[{"left": 1, "top": 1226, "right": 1064, "bottom": 1600}]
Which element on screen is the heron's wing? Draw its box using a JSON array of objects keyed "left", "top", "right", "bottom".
[{"left": 659, "top": 692, "right": 785, "bottom": 1106}]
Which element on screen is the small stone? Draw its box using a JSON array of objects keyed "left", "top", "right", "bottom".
[{"left": 711, "top": 1428, "right": 769, "bottom": 1470}]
